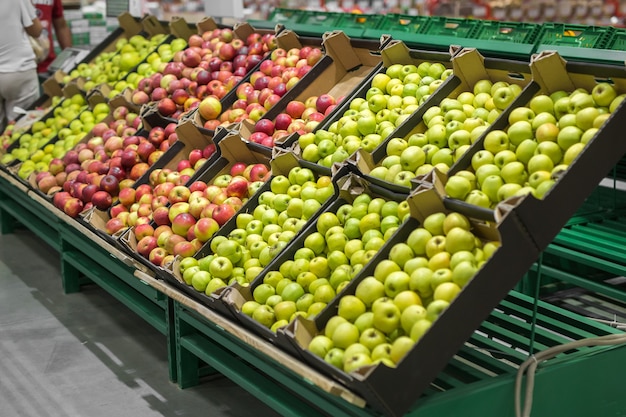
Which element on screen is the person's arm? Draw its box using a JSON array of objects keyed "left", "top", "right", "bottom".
[
  {"left": 25, "top": 17, "right": 43, "bottom": 38},
  {"left": 52, "top": 17, "right": 72, "bottom": 49}
]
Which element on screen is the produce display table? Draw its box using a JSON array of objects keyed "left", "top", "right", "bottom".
[
  {"left": 3, "top": 11, "right": 626, "bottom": 417},
  {"left": 2, "top": 161, "right": 626, "bottom": 415}
]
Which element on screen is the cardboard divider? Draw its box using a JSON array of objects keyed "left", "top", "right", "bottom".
[
  {"left": 116, "top": 133, "right": 272, "bottom": 280},
  {"left": 220, "top": 165, "right": 410, "bottom": 349},
  {"left": 239, "top": 31, "right": 386, "bottom": 150},
  {"left": 354, "top": 48, "right": 533, "bottom": 194},
  {"left": 281, "top": 169, "right": 538, "bottom": 417}
]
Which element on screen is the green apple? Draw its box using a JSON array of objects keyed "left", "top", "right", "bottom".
[
  {"left": 527, "top": 154, "right": 554, "bottom": 174},
  {"left": 445, "top": 227, "right": 476, "bottom": 254},
  {"left": 483, "top": 130, "right": 509, "bottom": 154},
  {"left": 426, "top": 299, "right": 450, "bottom": 322},
  {"left": 409, "top": 267, "right": 434, "bottom": 298},
  {"left": 471, "top": 150, "right": 495, "bottom": 171},
  {"left": 464, "top": 187, "right": 491, "bottom": 207},
  {"left": 497, "top": 183, "right": 523, "bottom": 202},
  {"left": 443, "top": 212, "right": 471, "bottom": 234},
  {"left": 568, "top": 92, "right": 594, "bottom": 113},
  {"left": 384, "top": 271, "right": 411, "bottom": 298},
  {"left": 451, "top": 260, "right": 479, "bottom": 287},
  {"left": 481, "top": 174, "right": 504, "bottom": 203},
  {"left": 309, "top": 334, "right": 335, "bottom": 358},
  {"left": 500, "top": 161, "right": 528, "bottom": 185},
  {"left": 252, "top": 304, "right": 275, "bottom": 328},
  {"left": 332, "top": 321, "right": 360, "bottom": 349},
  {"left": 422, "top": 212, "right": 445, "bottom": 236},
  {"left": 610, "top": 94, "right": 626, "bottom": 113},
  {"left": 390, "top": 336, "right": 415, "bottom": 364},
  {"left": 475, "top": 163, "right": 501, "bottom": 185},
  {"left": 535, "top": 141, "right": 563, "bottom": 165},
  {"left": 507, "top": 120, "right": 533, "bottom": 147},
  {"left": 338, "top": 295, "right": 367, "bottom": 322},
  {"left": 492, "top": 86, "right": 516, "bottom": 110},
  {"left": 529, "top": 95, "right": 554, "bottom": 115},
  {"left": 575, "top": 107, "right": 600, "bottom": 131},
  {"left": 389, "top": 243, "right": 415, "bottom": 269},
  {"left": 445, "top": 176, "right": 472, "bottom": 200},
  {"left": 410, "top": 319, "right": 433, "bottom": 342},
  {"left": 515, "top": 139, "right": 538, "bottom": 165},
  {"left": 563, "top": 142, "right": 585, "bottom": 165},
  {"left": 508, "top": 106, "right": 535, "bottom": 124},
  {"left": 535, "top": 179, "right": 556, "bottom": 199},
  {"left": 372, "top": 299, "right": 401, "bottom": 334},
  {"left": 343, "top": 352, "right": 372, "bottom": 373}
]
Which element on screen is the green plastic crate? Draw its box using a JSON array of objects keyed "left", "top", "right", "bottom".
[
  {"left": 335, "top": 13, "right": 385, "bottom": 38},
  {"left": 296, "top": 10, "right": 343, "bottom": 27},
  {"left": 535, "top": 23, "right": 610, "bottom": 49},
  {"left": 475, "top": 21, "right": 540, "bottom": 43},
  {"left": 423, "top": 16, "right": 482, "bottom": 38},
  {"left": 361, "top": 13, "right": 430, "bottom": 42},
  {"left": 376, "top": 13, "right": 431, "bottom": 33},
  {"left": 266, "top": 7, "right": 304, "bottom": 25},
  {"left": 604, "top": 27, "right": 626, "bottom": 51}
]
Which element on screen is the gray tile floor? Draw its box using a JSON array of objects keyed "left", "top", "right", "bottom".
[{"left": 0, "top": 227, "right": 281, "bottom": 417}]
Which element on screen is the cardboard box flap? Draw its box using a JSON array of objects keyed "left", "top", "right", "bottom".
[
  {"left": 169, "top": 16, "right": 195, "bottom": 40},
  {"left": 218, "top": 133, "right": 269, "bottom": 164},
  {"left": 86, "top": 89, "right": 107, "bottom": 108},
  {"left": 275, "top": 30, "right": 303, "bottom": 51},
  {"left": 61, "top": 82, "right": 83, "bottom": 99},
  {"left": 117, "top": 12, "right": 143, "bottom": 37},
  {"left": 381, "top": 40, "right": 414, "bottom": 67},
  {"left": 322, "top": 31, "right": 362, "bottom": 72},
  {"left": 141, "top": 14, "right": 168, "bottom": 36},
  {"left": 109, "top": 93, "right": 141, "bottom": 114},
  {"left": 270, "top": 146, "right": 295, "bottom": 164},
  {"left": 451, "top": 48, "right": 489, "bottom": 93},
  {"left": 530, "top": 51, "right": 575, "bottom": 94},
  {"left": 197, "top": 17, "right": 219, "bottom": 34},
  {"left": 42, "top": 78, "right": 63, "bottom": 98},
  {"left": 233, "top": 21, "right": 258, "bottom": 40}
]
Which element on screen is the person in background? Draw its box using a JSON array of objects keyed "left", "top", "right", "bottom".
[
  {"left": 33, "top": 0, "right": 72, "bottom": 73},
  {"left": 0, "top": 0, "right": 42, "bottom": 132}
]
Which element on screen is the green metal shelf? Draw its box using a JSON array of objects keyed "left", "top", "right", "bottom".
[
  {"left": 0, "top": 175, "right": 61, "bottom": 251},
  {"left": 174, "top": 290, "right": 623, "bottom": 417}
]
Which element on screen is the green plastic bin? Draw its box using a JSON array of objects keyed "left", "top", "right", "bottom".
[
  {"left": 361, "top": 13, "right": 430, "bottom": 43},
  {"left": 534, "top": 23, "right": 618, "bottom": 64},
  {"left": 335, "top": 13, "right": 385, "bottom": 38}
]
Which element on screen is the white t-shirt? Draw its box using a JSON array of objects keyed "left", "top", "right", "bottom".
[{"left": 0, "top": 0, "right": 38, "bottom": 72}]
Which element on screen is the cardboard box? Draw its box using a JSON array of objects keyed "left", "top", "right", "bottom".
[
  {"left": 192, "top": 28, "right": 333, "bottom": 132},
  {"left": 238, "top": 30, "right": 387, "bottom": 149},
  {"left": 354, "top": 48, "right": 533, "bottom": 194},
  {"left": 289, "top": 40, "right": 458, "bottom": 178},
  {"left": 282, "top": 169, "right": 539, "bottom": 417},
  {"left": 117, "top": 133, "right": 272, "bottom": 279},
  {"left": 482, "top": 52, "right": 626, "bottom": 250},
  {"left": 53, "top": 13, "right": 170, "bottom": 87},
  {"left": 165, "top": 148, "right": 345, "bottom": 313},
  {"left": 80, "top": 120, "right": 224, "bottom": 246},
  {"left": 221, "top": 164, "right": 410, "bottom": 347}
]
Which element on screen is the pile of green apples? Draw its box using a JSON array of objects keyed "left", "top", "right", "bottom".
[
  {"left": 445, "top": 83, "right": 624, "bottom": 207},
  {"left": 297, "top": 62, "right": 452, "bottom": 167},
  {"left": 16, "top": 102, "right": 111, "bottom": 179},
  {"left": 307, "top": 211, "right": 499, "bottom": 373},
  {"left": 176, "top": 167, "right": 335, "bottom": 297},
  {"left": 0, "top": 96, "right": 62, "bottom": 151},
  {"left": 369, "top": 79, "right": 523, "bottom": 187},
  {"left": 61, "top": 34, "right": 182, "bottom": 95},
  {"left": 239, "top": 193, "right": 411, "bottom": 332},
  {"left": 1, "top": 94, "right": 91, "bottom": 167}
]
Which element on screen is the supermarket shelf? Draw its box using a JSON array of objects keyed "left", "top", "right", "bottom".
[{"left": 173, "top": 288, "right": 625, "bottom": 417}]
